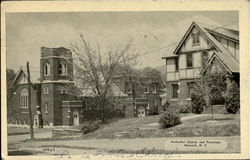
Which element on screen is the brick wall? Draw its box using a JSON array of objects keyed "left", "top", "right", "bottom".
[{"left": 9, "top": 84, "right": 38, "bottom": 125}]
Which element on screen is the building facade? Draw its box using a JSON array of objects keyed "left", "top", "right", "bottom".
[
  {"left": 162, "top": 21, "right": 239, "bottom": 108},
  {"left": 9, "top": 47, "right": 134, "bottom": 126},
  {"left": 113, "top": 75, "right": 162, "bottom": 117}
]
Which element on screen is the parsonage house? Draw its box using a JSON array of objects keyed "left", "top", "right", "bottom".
[
  {"left": 162, "top": 21, "right": 239, "bottom": 109},
  {"left": 8, "top": 47, "right": 162, "bottom": 127}
]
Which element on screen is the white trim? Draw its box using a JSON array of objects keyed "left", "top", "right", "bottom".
[
  {"left": 62, "top": 101, "right": 82, "bottom": 102},
  {"left": 171, "top": 99, "right": 178, "bottom": 101},
  {"left": 41, "top": 80, "right": 74, "bottom": 84},
  {"left": 62, "top": 105, "right": 82, "bottom": 107},
  {"left": 41, "top": 56, "right": 72, "bottom": 60}
]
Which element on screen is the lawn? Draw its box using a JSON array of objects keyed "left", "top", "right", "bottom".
[{"left": 79, "top": 113, "right": 240, "bottom": 139}]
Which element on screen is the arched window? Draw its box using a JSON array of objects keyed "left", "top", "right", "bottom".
[
  {"left": 44, "top": 63, "right": 50, "bottom": 76},
  {"left": 58, "top": 62, "right": 67, "bottom": 75},
  {"left": 20, "top": 89, "right": 28, "bottom": 108}
]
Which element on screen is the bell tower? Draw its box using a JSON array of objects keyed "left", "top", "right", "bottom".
[
  {"left": 40, "top": 47, "right": 73, "bottom": 82},
  {"left": 40, "top": 47, "right": 74, "bottom": 126}
]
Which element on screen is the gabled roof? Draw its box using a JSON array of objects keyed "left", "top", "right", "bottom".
[
  {"left": 200, "top": 52, "right": 235, "bottom": 75},
  {"left": 79, "top": 83, "right": 128, "bottom": 98},
  {"left": 199, "top": 23, "right": 239, "bottom": 41},
  {"left": 12, "top": 66, "right": 40, "bottom": 87},
  {"left": 171, "top": 21, "right": 239, "bottom": 73}
]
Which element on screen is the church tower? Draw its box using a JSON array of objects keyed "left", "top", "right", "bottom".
[{"left": 40, "top": 47, "right": 74, "bottom": 126}]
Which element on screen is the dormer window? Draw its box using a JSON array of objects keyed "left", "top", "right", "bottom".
[
  {"left": 44, "top": 63, "right": 50, "bottom": 76},
  {"left": 58, "top": 62, "right": 67, "bottom": 75},
  {"left": 192, "top": 33, "right": 200, "bottom": 45}
]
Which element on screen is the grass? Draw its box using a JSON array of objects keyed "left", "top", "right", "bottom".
[{"left": 79, "top": 113, "right": 240, "bottom": 139}]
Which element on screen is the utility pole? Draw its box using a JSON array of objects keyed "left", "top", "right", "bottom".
[{"left": 27, "top": 62, "right": 34, "bottom": 139}]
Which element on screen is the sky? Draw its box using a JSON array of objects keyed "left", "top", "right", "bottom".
[{"left": 6, "top": 11, "right": 238, "bottom": 72}]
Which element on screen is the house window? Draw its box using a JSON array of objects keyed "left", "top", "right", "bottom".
[
  {"left": 45, "top": 103, "right": 48, "bottom": 113},
  {"left": 20, "top": 89, "right": 28, "bottom": 108},
  {"left": 43, "top": 86, "right": 49, "bottom": 94},
  {"left": 192, "top": 33, "right": 200, "bottom": 45},
  {"left": 58, "top": 62, "right": 67, "bottom": 75},
  {"left": 172, "top": 84, "right": 178, "bottom": 99},
  {"left": 201, "top": 51, "right": 208, "bottom": 67},
  {"left": 44, "top": 63, "right": 50, "bottom": 76},
  {"left": 175, "top": 58, "right": 179, "bottom": 71},
  {"left": 152, "top": 84, "right": 157, "bottom": 93},
  {"left": 144, "top": 84, "right": 149, "bottom": 93},
  {"left": 82, "top": 100, "right": 87, "bottom": 110},
  {"left": 186, "top": 53, "right": 193, "bottom": 68}
]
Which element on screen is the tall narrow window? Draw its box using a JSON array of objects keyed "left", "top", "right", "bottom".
[
  {"left": 186, "top": 53, "right": 193, "bottom": 68},
  {"left": 43, "top": 86, "right": 49, "bottom": 94},
  {"left": 45, "top": 103, "right": 48, "bottom": 113},
  {"left": 152, "top": 84, "right": 157, "bottom": 93},
  {"left": 201, "top": 51, "right": 208, "bottom": 67},
  {"left": 172, "top": 84, "right": 178, "bottom": 99},
  {"left": 144, "top": 84, "right": 149, "bottom": 93},
  {"left": 58, "top": 62, "right": 67, "bottom": 75},
  {"left": 20, "top": 89, "right": 28, "bottom": 108},
  {"left": 147, "top": 99, "right": 150, "bottom": 109},
  {"left": 175, "top": 58, "right": 179, "bottom": 71},
  {"left": 44, "top": 63, "right": 50, "bottom": 76}
]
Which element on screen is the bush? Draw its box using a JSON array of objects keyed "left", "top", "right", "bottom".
[
  {"left": 178, "top": 102, "right": 192, "bottom": 113},
  {"left": 148, "top": 105, "right": 159, "bottom": 115},
  {"left": 190, "top": 93, "right": 205, "bottom": 114},
  {"left": 224, "top": 81, "right": 240, "bottom": 114},
  {"left": 161, "top": 100, "right": 170, "bottom": 111},
  {"left": 158, "top": 108, "right": 181, "bottom": 128},
  {"left": 81, "top": 120, "right": 101, "bottom": 134}
]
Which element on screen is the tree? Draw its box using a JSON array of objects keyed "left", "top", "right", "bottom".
[
  {"left": 191, "top": 65, "right": 227, "bottom": 119},
  {"left": 70, "top": 35, "right": 136, "bottom": 122},
  {"left": 224, "top": 81, "right": 240, "bottom": 114},
  {"left": 6, "top": 69, "right": 16, "bottom": 118}
]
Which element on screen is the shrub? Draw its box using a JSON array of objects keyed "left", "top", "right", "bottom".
[
  {"left": 148, "top": 105, "right": 159, "bottom": 115},
  {"left": 81, "top": 120, "right": 101, "bottom": 134},
  {"left": 190, "top": 93, "right": 205, "bottom": 114},
  {"left": 224, "top": 81, "right": 240, "bottom": 114},
  {"left": 158, "top": 108, "right": 181, "bottom": 128},
  {"left": 178, "top": 102, "right": 192, "bottom": 113},
  {"left": 161, "top": 100, "right": 170, "bottom": 111}
]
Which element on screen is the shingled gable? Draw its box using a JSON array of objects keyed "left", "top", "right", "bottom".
[{"left": 172, "top": 21, "right": 239, "bottom": 73}]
